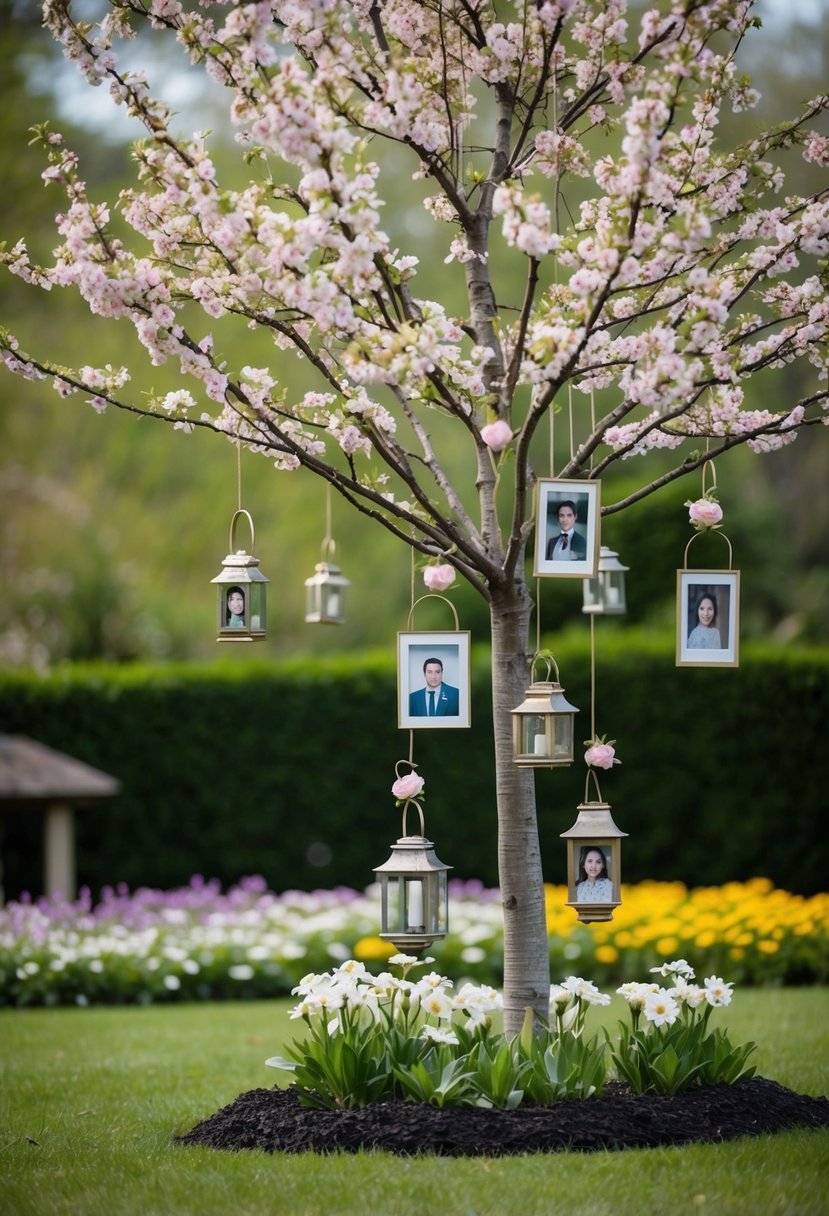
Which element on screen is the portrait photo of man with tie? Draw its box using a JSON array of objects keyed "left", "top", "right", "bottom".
[
  {"left": 398, "top": 632, "right": 471, "bottom": 729},
  {"left": 545, "top": 499, "right": 587, "bottom": 563},
  {"left": 533, "top": 478, "right": 601, "bottom": 579},
  {"left": 408, "top": 657, "right": 459, "bottom": 718}
]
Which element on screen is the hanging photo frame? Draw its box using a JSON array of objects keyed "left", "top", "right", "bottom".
[
  {"left": 676, "top": 535, "right": 740, "bottom": 668},
  {"left": 398, "top": 596, "right": 471, "bottom": 729},
  {"left": 533, "top": 478, "right": 601, "bottom": 578}
]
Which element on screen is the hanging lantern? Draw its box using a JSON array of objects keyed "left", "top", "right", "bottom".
[
  {"left": 583, "top": 546, "right": 629, "bottom": 615},
  {"left": 304, "top": 540, "right": 351, "bottom": 625},
  {"left": 373, "top": 799, "right": 451, "bottom": 954},
  {"left": 210, "top": 509, "right": 269, "bottom": 643},
  {"left": 560, "top": 797, "right": 628, "bottom": 923},
  {"left": 511, "top": 652, "right": 579, "bottom": 767}
]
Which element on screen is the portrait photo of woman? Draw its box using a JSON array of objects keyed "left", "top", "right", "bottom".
[
  {"left": 574, "top": 846, "right": 613, "bottom": 903},
  {"left": 676, "top": 570, "right": 740, "bottom": 667},
  {"left": 687, "top": 591, "right": 721, "bottom": 649}
]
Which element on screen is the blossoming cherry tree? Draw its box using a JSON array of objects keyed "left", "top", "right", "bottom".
[{"left": 1, "top": 0, "right": 827, "bottom": 1032}]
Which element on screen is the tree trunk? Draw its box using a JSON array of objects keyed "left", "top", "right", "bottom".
[{"left": 490, "top": 580, "right": 551, "bottom": 1036}]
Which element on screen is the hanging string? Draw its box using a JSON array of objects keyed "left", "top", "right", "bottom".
[
  {"left": 549, "top": 390, "right": 556, "bottom": 477},
  {"left": 324, "top": 482, "right": 333, "bottom": 544},
  {"left": 552, "top": 85, "right": 559, "bottom": 288},
  {"left": 535, "top": 576, "right": 542, "bottom": 655},
  {"left": 457, "top": 23, "right": 467, "bottom": 187},
  {"left": 590, "top": 612, "right": 597, "bottom": 743},
  {"left": 410, "top": 541, "right": 417, "bottom": 609},
  {"left": 408, "top": 729, "right": 415, "bottom": 768},
  {"left": 702, "top": 450, "right": 717, "bottom": 499},
  {"left": 589, "top": 386, "right": 596, "bottom": 474},
  {"left": 236, "top": 431, "right": 242, "bottom": 513},
  {"left": 567, "top": 382, "right": 575, "bottom": 464}
]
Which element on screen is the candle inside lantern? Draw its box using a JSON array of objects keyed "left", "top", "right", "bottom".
[
  {"left": 328, "top": 592, "right": 340, "bottom": 617},
  {"left": 606, "top": 585, "right": 620, "bottom": 605},
  {"left": 533, "top": 733, "right": 547, "bottom": 755},
  {"left": 406, "top": 880, "right": 424, "bottom": 931}
]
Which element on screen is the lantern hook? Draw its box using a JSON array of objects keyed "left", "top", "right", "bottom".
[
  {"left": 583, "top": 766, "right": 604, "bottom": 805},
  {"left": 531, "top": 649, "right": 560, "bottom": 684},
  {"left": 229, "top": 508, "right": 256, "bottom": 555},
  {"left": 401, "top": 798, "right": 426, "bottom": 839}
]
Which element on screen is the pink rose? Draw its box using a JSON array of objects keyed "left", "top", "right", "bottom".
[
  {"left": 392, "top": 772, "right": 425, "bottom": 800},
  {"left": 687, "top": 498, "right": 723, "bottom": 528},
  {"left": 481, "top": 420, "right": 513, "bottom": 452},
  {"left": 585, "top": 743, "right": 617, "bottom": 770},
  {"left": 423, "top": 563, "right": 456, "bottom": 591}
]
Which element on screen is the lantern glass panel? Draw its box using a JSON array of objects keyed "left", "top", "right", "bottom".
[
  {"left": 435, "top": 870, "right": 448, "bottom": 933},
  {"left": 218, "top": 585, "right": 249, "bottom": 632},
  {"left": 382, "top": 875, "right": 401, "bottom": 935},
  {"left": 583, "top": 577, "right": 602, "bottom": 610},
  {"left": 250, "top": 583, "right": 266, "bottom": 631},
  {"left": 603, "top": 572, "right": 625, "bottom": 611},
  {"left": 522, "top": 714, "right": 550, "bottom": 758},
  {"left": 553, "top": 715, "right": 573, "bottom": 759},
  {"left": 405, "top": 878, "right": 426, "bottom": 933},
  {"left": 305, "top": 581, "right": 321, "bottom": 620},
  {"left": 323, "top": 583, "right": 345, "bottom": 621}
]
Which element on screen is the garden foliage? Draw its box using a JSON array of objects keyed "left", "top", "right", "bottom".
[
  {"left": 0, "top": 639, "right": 826, "bottom": 897},
  {"left": 2, "top": 875, "right": 826, "bottom": 1008}
]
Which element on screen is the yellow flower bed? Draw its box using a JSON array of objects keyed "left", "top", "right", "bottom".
[{"left": 539, "top": 878, "right": 829, "bottom": 984}]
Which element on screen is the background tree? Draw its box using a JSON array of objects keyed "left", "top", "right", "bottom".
[{"left": 1, "top": 0, "right": 827, "bottom": 1031}]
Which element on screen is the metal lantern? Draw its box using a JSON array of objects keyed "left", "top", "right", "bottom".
[
  {"left": 583, "top": 546, "right": 629, "bottom": 615},
  {"left": 304, "top": 540, "right": 351, "bottom": 625},
  {"left": 211, "top": 509, "right": 269, "bottom": 643},
  {"left": 373, "top": 800, "right": 451, "bottom": 953},
  {"left": 560, "top": 799, "right": 628, "bottom": 923},
  {"left": 511, "top": 653, "right": 579, "bottom": 767}
]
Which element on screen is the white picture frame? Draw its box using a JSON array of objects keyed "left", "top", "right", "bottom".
[
  {"left": 398, "top": 631, "right": 471, "bottom": 729},
  {"left": 676, "top": 571, "right": 740, "bottom": 667},
  {"left": 533, "top": 478, "right": 601, "bottom": 578}
]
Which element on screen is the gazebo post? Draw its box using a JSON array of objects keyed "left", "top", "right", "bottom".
[
  {"left": 0, "top": 736, "right": 120, "bottom": 905},
  {"left": 44, "top": 802, "right": 75, "bottom": 900}
]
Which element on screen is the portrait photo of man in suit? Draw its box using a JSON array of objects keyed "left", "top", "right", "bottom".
[
  {"left": 408, "top": 657, "right": 460, "bottom": 717},
  {"left": 545, "top": 499, "right": 588, "bottom": 562}
]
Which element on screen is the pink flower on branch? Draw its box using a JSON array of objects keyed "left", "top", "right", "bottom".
[
  {"left": 480, "top": 420, "right": 513, "bottom": 452},
  {"left": 423, "top": 562, "right": 456, "bottom": 591}
]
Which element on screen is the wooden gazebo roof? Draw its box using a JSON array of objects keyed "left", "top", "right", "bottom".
[{"left": 0, "top": 735, "right": 121, "bottom": 809}]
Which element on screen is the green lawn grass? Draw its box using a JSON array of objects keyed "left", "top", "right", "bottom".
[{"left": 1, "top": 990, "right": 827, "bottom": 1216}]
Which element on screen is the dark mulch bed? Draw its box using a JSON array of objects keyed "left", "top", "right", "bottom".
[{"left": 176, "top": 1078, "right": 829, "bottom": 1156}]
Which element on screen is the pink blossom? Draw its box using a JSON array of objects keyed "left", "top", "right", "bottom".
[
  {"left": 423, "top": 563, "right": 456, "bottom": 591},
  {"left": 585, "top": 743, "right": 617, "bottom": 770},
  {"left": 391, "top": 772, "right": 424, "bottom": 801},
  {"left": 481, "top": 420, "right": 513, "bottom": 451},
  {"left": 687, "top": 498, "right": 723, "bottom": 528}
]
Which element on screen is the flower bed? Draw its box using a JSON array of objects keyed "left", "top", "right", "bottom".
[
  {"left": 264, "top": 956, "right": 754, "bottom": 1108},
  {"left": 1, "top": 876, "right": 826, "bottom": 1007}
]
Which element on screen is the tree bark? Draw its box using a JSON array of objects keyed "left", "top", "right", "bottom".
[{"left": 489, "top": 580, "right": 550, "bottom": 1035}]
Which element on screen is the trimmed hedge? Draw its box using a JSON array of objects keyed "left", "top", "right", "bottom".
[{"left": 0, "top": 636, "right": 826, "bottom": 898}]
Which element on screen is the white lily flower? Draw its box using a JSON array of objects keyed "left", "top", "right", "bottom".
[
  {"left": 420, "top": 989, "right": 453, "bottom": 1020},
  {"left": 643, "top": 988, "right": 681, "bottom": 1027},
  {"left": 421, "top": 1024, "right": 459, "bottom": 1046},
  {"left": 650, "top": 958, "right": 695, "bottom": 980},
  {"left": 703, "top": 976, "right": 734, "bottom": 1007}
]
